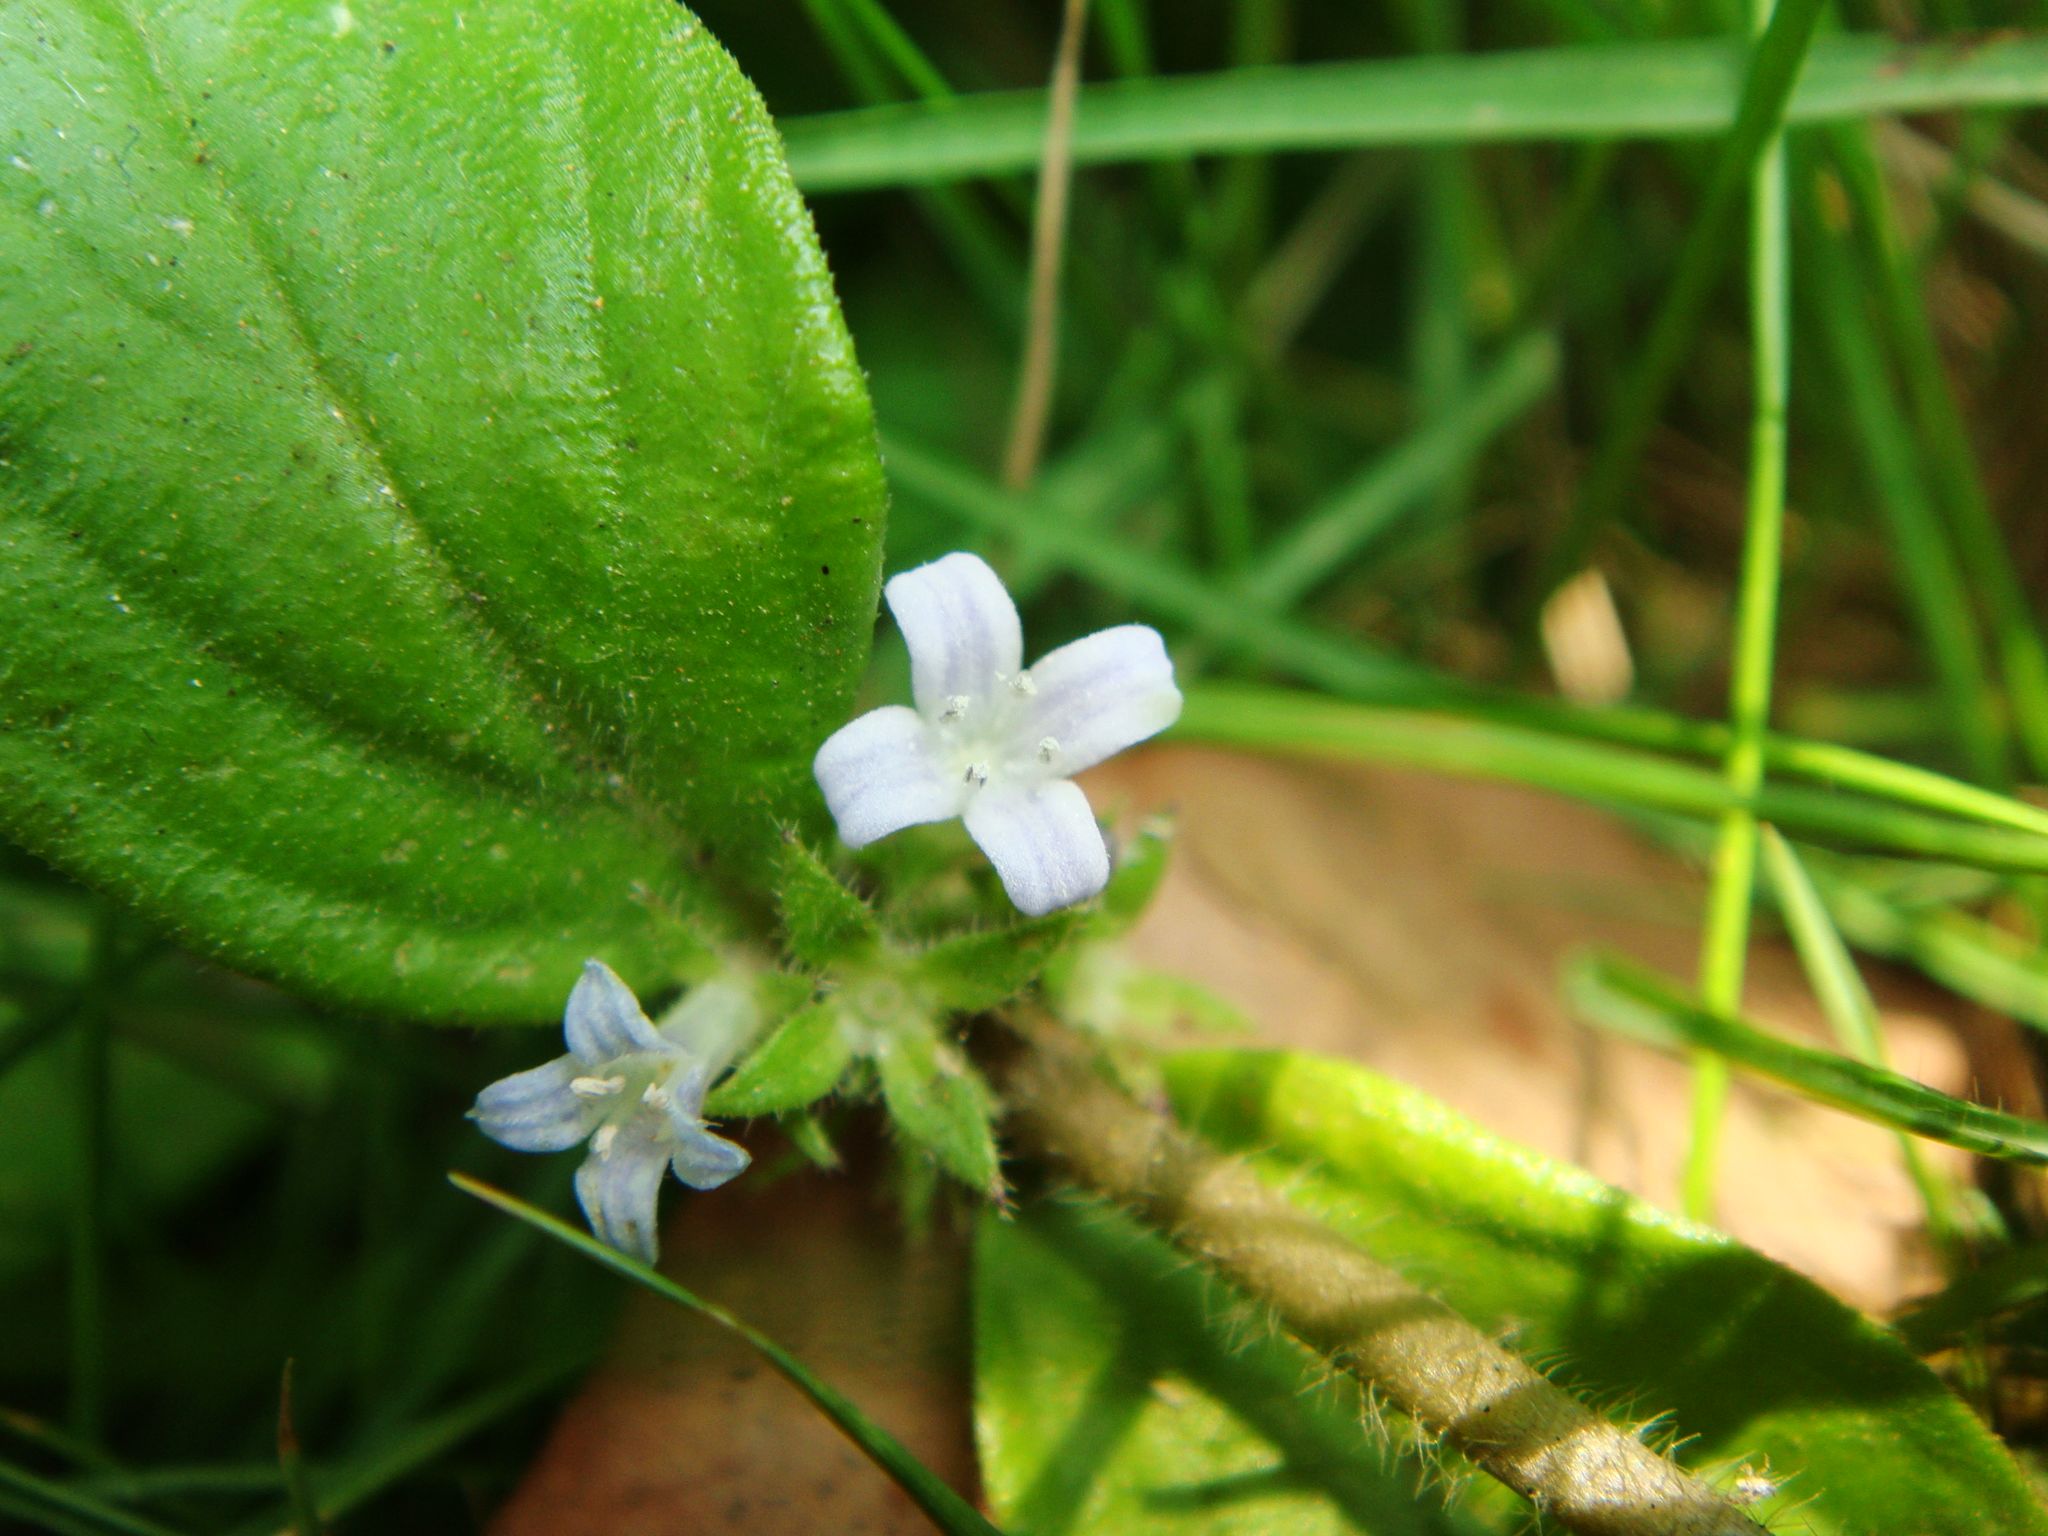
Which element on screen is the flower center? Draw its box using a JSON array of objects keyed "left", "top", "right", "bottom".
[
  {"left": 575, "top": 1053, "right": 685, "bottom": 1151},
  {"left": 928, "top": 675, "right": 1056, "bottom": 793}
]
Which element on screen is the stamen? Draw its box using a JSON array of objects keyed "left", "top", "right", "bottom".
[
  {"left": 1038, "top": 736, "right": 1059, "bottom": 764},
  {"left": 641, "top": 1082, "right": 671, "bottom": 1110},
  {"left": 571, "top": 1075, "right": 626, "bottom": 1099},
  {"left": 1007, "top": 672, "right": 1037, "bottom": 696},
  {"left": 592, "top": 1124, "right": 619, "bottom": 1159},
  {"left": 963, "top": 761, "right": 990, "bottom": 788},
  {"left": 939, "top": 694, "right": 971, "bottom": 722}
]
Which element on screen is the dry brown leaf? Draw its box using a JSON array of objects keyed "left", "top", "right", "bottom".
[{"left": 488, "top": 1153, "right": 975, "bottom": 1536}]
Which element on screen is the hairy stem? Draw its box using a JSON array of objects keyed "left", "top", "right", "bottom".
[{"left": 999, "top": 1020, "right": 1767, "bottom": 1536}]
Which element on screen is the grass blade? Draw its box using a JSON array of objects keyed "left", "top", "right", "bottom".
[
  {"left": 1173, "top": 683, "right": 2048, "bottom": 873},
  {"left": 780, "top": 33, "right": 2048, "bottom": 191},
  {"left": 1536, "top": 0, "right": 1822, "bottom": 611},
  {"left": 0, "top": 1462, "right": 190, "bottom": 1536},
  {"left": 1760, "top": 828, "right": 1959, "bottom": 1244},
  {"left": 890, "top": 433, "right": 2048, "bottom": 844},
  {"left": 1684, "top": 0, "right": 1812, "bottom": 1222},
  {"left": 1241, "top": 331, "right": 1559, "bottom": 609},
  {"left": 449, "top": 1173, "right": 1005, "bottom": 1536},
  {"left": 1568, "top": 952, "right": 2048, "bottom": 1165}
]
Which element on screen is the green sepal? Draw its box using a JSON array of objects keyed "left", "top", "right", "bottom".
[
  {"left": 913, "top": 912, "right": 1079, "bottom": 1013},
  {"left": 708, "top": 999, "right": 854, "bottom": 1118},
  {"left": 876, "top": 1021, "right": 1004, "bottom": 1199},
  {"left": 774, "top": 837, "right": 884, "bottom": 970}
]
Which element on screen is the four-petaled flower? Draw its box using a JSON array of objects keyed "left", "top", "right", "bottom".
[
  {"left": 814, "top": 552, "right": 1182, "bottom": 916},
  {"left": 468, "top": 961, "right": 752, "bottom": 1262}
]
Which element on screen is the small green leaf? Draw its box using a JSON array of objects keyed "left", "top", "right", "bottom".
[
  {"left": 1164, "top": 1048, "right": 2048, "bottom": 1535},
  {"left": 914, "top": 913, "right": 1077, "bottom": 1013},
  {"left": 708, "top": 1000, "right": 854, "bottom": 1118},
  {"left": 976, "top": 1200, "right": 1493, "bottom": 1536},
  {"left": 876, "top": 1022, "right": 1002, "bottom": 1196},
  {"left": 774, "top": 839, "right": 883, "bottom": 970},
  {"left": 1569, "top": 951, "right": 2048, "bottom": 1163},
  {"left": 2, "top": 3, "right": 887, "bottom": 1021}
]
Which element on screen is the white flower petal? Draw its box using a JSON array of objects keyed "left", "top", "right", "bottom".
[
  {"left": 469, "top": 1055, "right": 588, "bottom": 1153},
  {"left": 814, "top": 705, "right": 965, "bottom": 849},
  {"left": 1022, "top": 625, "right": 1182, "bottom": 776},
  {"left": 668, "top": 1118, "right": 752, "bottom": 1191},
  {"left": 885, "top": 552, "right": 1022, "bottom": 716},
  {"left": 564, "top": 959, "right": 665, "bottom": 1067},
  {"left": 574, "top": 1140, "right": 669, "bottom": 1263},
  {"left": 962, "top": 779, "right": 1110, "bottom": 917}
]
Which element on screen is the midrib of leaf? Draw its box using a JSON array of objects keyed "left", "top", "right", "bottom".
[{"left": 94, "top": 0, "right": 687, "bottom": 847}]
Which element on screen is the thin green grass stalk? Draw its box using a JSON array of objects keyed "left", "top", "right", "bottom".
[
  {"left": 1798, "top": 854, "right": 2048, "bottom": 1032},
  {"left": 1181, "top": 370, "right": 1257, "bottom": 572},
  {"left": 889, "top": 433, "right": 2048, "bottom": 842},
  {"left": 1172, "top": 683, "right": 2048, "bottom": 871},
  {"left": 1832, "top": 124, "right": 2048, "bottom": 779},
  {"left": 797, "top": 0, "right": 1021, "bottom": 328},
  {"left": 1243, "top": 154, "right": 1404, "bottom": 358},
  {"left": 1804, "top": 184, "right": 2011, "bottom": 786},
  {"left": 452, "top": 1174, "right": 1006, "bottom": 1536},
  {"left": 229, "top": 1364, "right": 579, "bottom": 1536},
  {"left": 1242, "top": 332, "right": 1558, "bottom": 609},
  {"left": 1759, "top": 829, "right": 1961, "bottom": 1247},
  {"left": 776, "top": 30, "right": 2048, "bottom": 191},
  {"left": 0, "top": 1462, "right": 189, "bottom": 1536},
  {"left": 1532, "top": 0, "right": 1823, "bottom": 612},
  {"left": 1573, "top": 951, "right": 2048, "bottom": 1164},
  {"left": 834, "top": 0, "right": 954, "bottom": 102},
  {"left": 1209, "top": 0, "right": 1288, "bottom": 279},
  {"left": 274, "top": 1364, "right": 321, "bottom": 1536},
  {"left": 1684, "top": 0, "right": 1800, "bottom": 1223},
  {"left": 1398, "top": 0, "right": 1478, "bottom": 565}
]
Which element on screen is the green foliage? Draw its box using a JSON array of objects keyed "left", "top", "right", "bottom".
[
  {"left": 780, "top": 33, "right": 2048, "bottom": 190},
  {"left": 774, "top": 839, "right": 885, "bottom": 971},
  {"left": 876, "top": 1019, "right": 1002, "bottom": 1198},
  {"left": 977, "top": 1200, "right": 1497, "bottom": 1536},
  {"left": 0, "top": 0, "right": 886, "bottom": 1022},
  {"left": 707, "top": 999, "right": 854, "bottom": 1118},
  {"left": 1162, "top": 1048, "right": 2048, "bottom": 1535},
  {"left": 1569, "top": 952, "right": 2048, "bottom": 1164},
  {"left": 914, "top": 913, "right": 1078, "bottom": 1013}
]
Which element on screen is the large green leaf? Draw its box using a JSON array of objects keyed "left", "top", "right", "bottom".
[
  {"left": 1155, "top": 1049, "right": 2048, "bottom": 1535},
  {"left": 0, "top": 0, "right": 886, "bottom": 1021},
  {"left": 976, "top": 1200, "right": 1504, "bottom": 1536}
]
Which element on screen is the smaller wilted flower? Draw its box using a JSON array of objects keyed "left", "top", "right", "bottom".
[
  {"left": 814, "top": 552, "right": 1181, "bottom": 916},
  {"left": 469, "top": 961, "right": 752, "bottom": 1263}
]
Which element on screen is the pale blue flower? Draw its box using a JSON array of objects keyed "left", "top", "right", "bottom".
[
  {"left": 814, "top": 552, "right": 1182, "bottom": 916},
  {"left": 469, "top": 961, "right": 753, "bottom": 1262}
]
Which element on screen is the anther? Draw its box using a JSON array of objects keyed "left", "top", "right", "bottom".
[
  {"left": 963, "top": 761, "right": 990, "bottom": 787},
  {"left": 641, "top": 1083, "right": 671, "bottom": 1110},
  {"left": 939, "top": 694, "right": 971, "bottom": 722},
  {"left": 1008, "top": 673, "right": 1037, "bottom": 696},
  {"left": 1038, "top": 736, "right": 1059, "bottom": 764},
  {"left": 571, "top": 1075, "right": 626, "bottom": 1099},
  {"left": 592, "top": 1124, "right": 619, "bottom": 1159}
]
